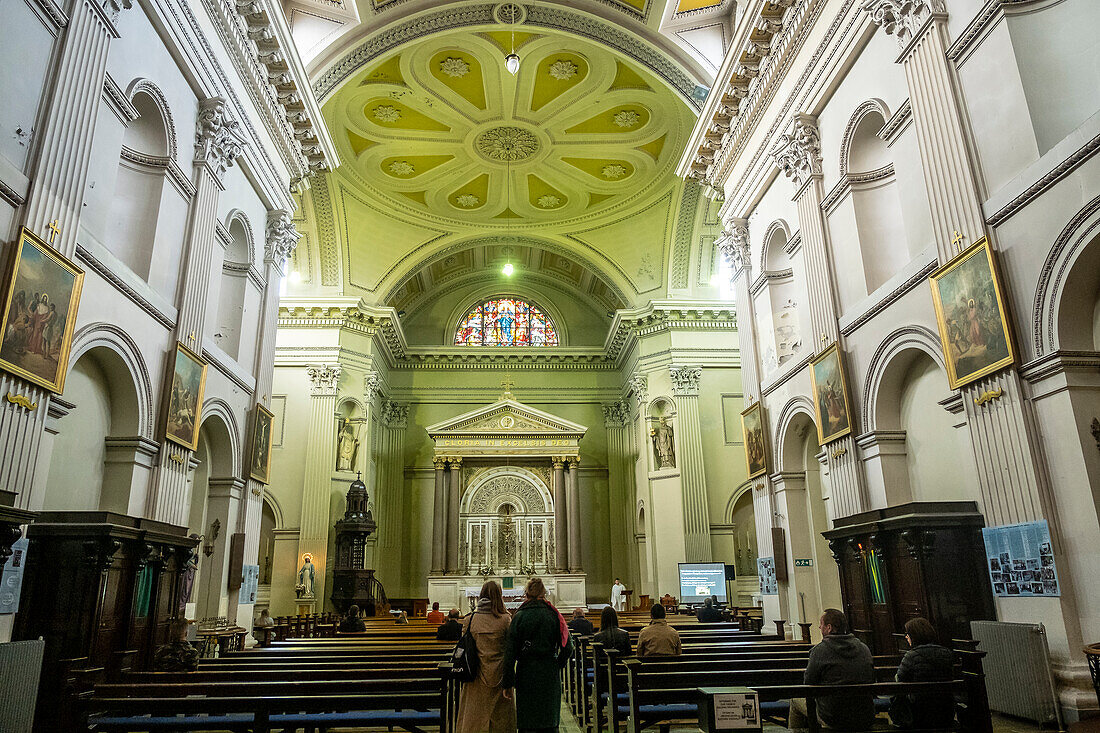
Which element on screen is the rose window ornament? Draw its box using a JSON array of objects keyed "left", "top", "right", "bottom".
[
  {"left": 373, "top": 105, "right": 401, "bottom": 123},
  {"left": 536, "top": 195, "right": 561, "bottom": 208},
  {"left": 548, "top": 59, "right": 578, "bottom": 80},
  {"left": 455, "top": 194, "right": 481, "bottom": 208},
  {"left": 440, "top": 57, "right": 470, "bottom": 78},
  {"left": 613, "top": 110, "right": 641, "bottom": 128},
  {"left": 475, "top": 126, "right": 540, "bottom": 162},
  {"left": 601, "top": 164, "right": 627, "bottom": 179},
  {"left": 388, "top": 160, "right": 415, "bottom": 176}
]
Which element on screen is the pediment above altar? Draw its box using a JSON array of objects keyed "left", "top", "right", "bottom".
[{"left": 426, "top": 398, "right": 587, "bottom": 439}]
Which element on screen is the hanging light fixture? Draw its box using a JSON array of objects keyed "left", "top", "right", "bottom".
[{"left": 505, "top": 52, "right": 520, "bottom": 75}]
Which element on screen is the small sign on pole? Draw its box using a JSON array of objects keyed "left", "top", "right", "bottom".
[{"left": 697, "top": 687, "right": 762, "bottom": 732}]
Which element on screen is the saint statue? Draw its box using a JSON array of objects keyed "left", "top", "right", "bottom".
[
  {"left": 297, "top": 555, "right": 316, "bottom": 598},
  {"left": 651, "top": 417, "right": 676, "bottom": 469},
  {"left": 335, "top": 420, "right": 359, "bottom": 472}
]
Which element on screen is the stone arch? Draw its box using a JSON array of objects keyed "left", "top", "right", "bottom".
[
  {"left": 1033, "top": 192, "right": 1100, "bottom": 356},
  {"left": 636, "top": 500, "right": 646, "bottom": 535},
  {"left": 840, "top": 98, "right": 891, "bottom": 178},
  {"left": 772, "top": 394, "right": 817, "bottom": 472},
  {"left": 462, "top": 466, "right": 553, "bottom": 514},
  {"left": 199, "top": 398, "right": 242, "bottom": 478},
  {"left": 125, "top": 77, "right": 176, "bottom": 159},
  {"left": 861, "top": 325, "right": 946, "bottom": 431},
  {"left": 67, "top": 322, "right": 155, "bottom": 439},
  {"left": 760, "top": 219, "right": 792, "bottom": 273},
  {"left": 724, "top": 479, "right": 756, "bottom": 524},
  {"left": 262, "top": 487, "right": 286, "bottom": 529},
  {"left": 223, "top": 209, "right": 256, "bottom": 268}
]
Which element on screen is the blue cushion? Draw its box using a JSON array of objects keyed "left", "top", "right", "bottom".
[
  {"left": 640, "top": 703, "right": 698, "bottom": 717},
  {"left": 89, "top": 714, "right": 253, "bottom": 730},
  {"left": 587, "top": 671, "right": 595, "bottom": 680},
  {"left": 272, "top": 710, "right": 440, "bottom": 725},
  {"left": 761, "top": 701, "right": 790, "bottom": 715}
]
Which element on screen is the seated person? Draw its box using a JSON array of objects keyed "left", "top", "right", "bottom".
[
  {"left": 568, "top": 607, "right": 595, "bottom": 636},
  {"left": 695, "top": 596, "right": 723, "bottom": 623},
  {"left": 593, "top": 606, "right": 631, "bottom": 656},
  {"left": 890, "top": 617, "right": 956, "bottom": 729},
  {"left": 637, "top": 602, "right": 681, "bottom": 656},
  {"left": 789, "top": 608, "right": 875, "bottom": 732},
  {"left": 435, "top": 608, "right": 464, "bottom": 641},
  {"left": 426, "top": 601, "right": 445, "bottom": 624},
  {"left": 395, "top": 610, "right": 409, "bottom": 625},
  {"left": 339, "top": 604, "right": 366, "bottom": 632},
  {"left": 153, "top": 618, "right": 200, "bottom": 672}
]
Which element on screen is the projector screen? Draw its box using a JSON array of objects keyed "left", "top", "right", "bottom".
[{"left": 678, "top": 562, "right": 728, "bottom": 604}]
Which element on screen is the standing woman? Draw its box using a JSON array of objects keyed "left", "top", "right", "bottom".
[
  {"left": 503, "top": 577, "right": 573, "bottom": 732},
  {"left": 457, "top": 581, "right": 516, "bottom": 733}
]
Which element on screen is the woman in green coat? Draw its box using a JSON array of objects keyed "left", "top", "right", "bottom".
[{"left": 502, "top": 577, "right": 573, "bottom": 732}]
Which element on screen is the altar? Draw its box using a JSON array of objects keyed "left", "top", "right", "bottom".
[{"left": 424, "top": 385, "right": 589, "bottom": 610}]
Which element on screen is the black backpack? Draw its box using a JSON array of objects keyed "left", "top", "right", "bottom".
[{"left": 448, "top": 616, "right": 480, "bottom": 682}]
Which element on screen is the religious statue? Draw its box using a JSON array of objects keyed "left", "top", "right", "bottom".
[
  {"left": 651, "top": 417, "right": 676, "bottom": 469},
  {"left": 177, "top": 541, "right": 199, "bottom": 615},
  {"left": 335, "top": 419, "right": 360, "bottom": 472},
  {"left": 297, "top": 555, "right": 316, "bottom": 598}
]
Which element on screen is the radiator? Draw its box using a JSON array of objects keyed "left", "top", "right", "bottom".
[
  {"left": 0, "top": 639, "right": 45, "bottom": 733},
  {"left": 971, "top": 620, "right": 1060, "bottom": 725}
]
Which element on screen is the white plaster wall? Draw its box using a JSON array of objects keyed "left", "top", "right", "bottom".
[
  {"left": 0, "top": 0, "right": 56, "bottom": 175},
  {"left": 43, "top": 358, "right": 111, "bottom": 511}
]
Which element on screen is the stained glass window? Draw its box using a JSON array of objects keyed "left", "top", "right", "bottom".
[{"left": 455, "top": 298, "right": 560, "bottom": 346}]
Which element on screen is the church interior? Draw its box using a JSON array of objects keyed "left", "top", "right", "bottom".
[{"left": 1, "top": 0, "right": 1099, "bottom": 730}]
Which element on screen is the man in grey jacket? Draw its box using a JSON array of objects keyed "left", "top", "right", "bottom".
[{"left": 788, "top": 608, "right": 876, "bottom": 731}]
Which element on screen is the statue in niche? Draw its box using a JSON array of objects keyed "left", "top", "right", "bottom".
[
  {"left": 296, "top": 554, "right": 316, "bottom": 598},
  {"left": 335, "top": 419, "right": 360, "bottom": 472},
  {"left": 651, "top": 417, "right": 676, "bottom": 469}
]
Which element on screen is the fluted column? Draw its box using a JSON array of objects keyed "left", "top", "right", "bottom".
[
  {"left": 566, "top": 457, "right": 583, "bottom": 572},
  {"left": 431, "top": 457, "right": 446, "bottom": 573},
  {"left": 298, "top": 365, "right": 341, "bottom": 606},
  {"left": 376, "top": 401, "right": 407, "bottom": 556},
  {"left": 772, "top": 114, "right": 865, "bottom": 519},
  {"left": 445, "top": 457, "right": 462, "bottom": 573},
  {"left": 604, "top": 400, "right": 637, "bottom": 587},
  {"left": 669, "top": 366, "right": 712, "bottom": 562},
  {"left": 4, "top": 0, "right": 131, "bottom": 504},
  {"left": 552, "top": 458, "right": 567, "bottom": 572},
  {"left": 147, "top": 98, "right": 247, "bottom": 526},
  {"left": 717, "top": 219, "right": 762, "bottom": 404}
]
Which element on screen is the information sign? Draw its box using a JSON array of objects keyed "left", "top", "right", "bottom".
[{"left": 982, "top": 520, "right": 1060, "bottom": 597}]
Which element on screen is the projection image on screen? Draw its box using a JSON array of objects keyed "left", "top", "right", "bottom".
[{"left": 678, "top": 562, "right": 728, "bottom": 604}]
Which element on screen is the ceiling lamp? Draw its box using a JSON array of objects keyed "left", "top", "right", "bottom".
[
  {"left": 505, "top": 52, "right": 520, "bottom": 75},
  {"left": 502, "top": 262, "right": 515, "bottom": 276}
]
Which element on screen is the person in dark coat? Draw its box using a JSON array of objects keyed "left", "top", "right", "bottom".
[
  {"left": 788, "top": 608, "right": 875, "bottom": 731},
  {"left": 503, "top": 577, "right": 573, "bottom": 732},
  {"left": 695, "top": 596, "right": 723, "bottom": 622},
  {"left": 593, "top": 606, "right": 631, "bottom": 656},
  {"left": 436, "top": 608, "right": 464, "bottom": 641},
  {"left": 567, "top": 607, "right": 594, "bottom": 636},
  {"left": 890, "top": 617, "right": 956, "bottom": 729},
  {"left": 339, "top": 604, "right": 366, "bottom": 632}
]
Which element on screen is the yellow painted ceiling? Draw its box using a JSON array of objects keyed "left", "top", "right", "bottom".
[{"left": 317, "top": 26, "right": 695, "bottom": 302}]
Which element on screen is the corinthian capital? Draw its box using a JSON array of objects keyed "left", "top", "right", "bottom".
[
  {"left": 381, "top": 400, "right": 408, "bottom": 428},
  {"left": 364, "top": 371, "right": 381, "bottom": 402},
  {"left": 862, "top": 0, "right": 946, "bottom": 48},
  {"left": 265, "top": 210, "right": 301, "bottom": 264},
  {"left": 628, "top": 375, "right": 649, "bottom": 405},
  {"left": 603, "top": 400, "right": 629, "bottom": 428},
  {"left": 716, "top": 217, "right": 751, "bottom": 274},
  {"left": 194, "top": 97, "right": 247, "bottom": 180},
  {"left": 771, "top": 114, "right": 822, "bottom": 189},
  {"left": 669, "top": 365, "right": 703, "bottom": 396},
  {"left": 307, "top": 365, "right": 341, "bottom": 395}
]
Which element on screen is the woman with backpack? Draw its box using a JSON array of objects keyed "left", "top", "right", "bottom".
[
  {"left": 456, "top": 580, "right": 516, "bottom": 733},
  {"left": 502, "top": 577, "right": 573, "bottom": 732}
]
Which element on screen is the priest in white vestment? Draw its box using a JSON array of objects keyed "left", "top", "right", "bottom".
[{"left": 611, "top": 578, "right": 626, "bottom": 611}]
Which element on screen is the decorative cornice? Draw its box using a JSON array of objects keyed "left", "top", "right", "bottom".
[
  {"left": 119, "top": 146, "right": 195, "bottom": 200},
  {"left": 0, "top": 179, "right": 26, "bottom": 208},
  {"left": 194, "top": 97, "right": 247, "bottom": 181},
  {"left": 669, "top": 364, "right": 703, "bottom": 395},
  {"left": 265, "top": 209, "right": 301, "bottom": 264},
  {"left": 103, "top": 74, "right": 139, "bottom": 124},
  {"left": 74, "top": 245, "right": 176, "bottom": 330},
  {"left": 771, "top": 113, "right": 822, "bottom": 189},
  {"left": 839, "top": 255, "right": 938, "bottom": 336},
  {"left": 861, "top": 0, "right": 946, "bottom": 49},
  {"left": 879, "top": 99, "right": 912, "bottom": 145},
  {"left": 307, "top": 364, "right": 341, "bottom": 394}
]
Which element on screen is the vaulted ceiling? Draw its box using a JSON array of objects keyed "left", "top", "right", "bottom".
[{"left": 286, "top": 1, "right": 732, "bottom": 327}]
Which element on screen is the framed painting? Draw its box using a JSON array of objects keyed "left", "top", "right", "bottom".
[
  {"left": 740, "top": 401, "right": 768, "bottom": 479},
  {"left": 0, "top": 227, "right": 84, "bottom": 393},
  {"left": 249, "top": 403, "right": 274, "bottom": 484},
  {"left": 810, "top": 343, "right": 854, "bottom": 445},
  {"left": 165, "top": 342, "right": 207, "bottom": 450},
  {"left": 929, "top": 237, "right": 1015, "bottom": 389}
]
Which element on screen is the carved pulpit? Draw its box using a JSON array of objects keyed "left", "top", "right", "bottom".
[{"left": 330, "top": 474, "right": 386, "bottom": 616}]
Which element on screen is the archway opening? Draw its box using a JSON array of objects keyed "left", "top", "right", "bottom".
[{"left": 186, "top": 414, "right": 236, "bottom": 621}]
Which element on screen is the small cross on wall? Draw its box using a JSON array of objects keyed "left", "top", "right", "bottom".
[
  {"left": 46, "top": 219, "right": 61, "bottom": 245},
  {"left": 501, "top": 375, "right": 515, "bottom": 397},
  {"left": 952, "top": 230, "right": 967, "bottom": 249}
]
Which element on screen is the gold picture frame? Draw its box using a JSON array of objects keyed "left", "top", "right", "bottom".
[
  {"left": 164, "top": 342, "right": 208, "bottom": 450},
  {"left": 929, "top": 237, "right": 1016, "bottom": 389},
  {"left": 740, "top": 401, "right": 768, "bottom": 479},
  {"left": 810, "top": 342, "right": 854, "bottom": 445},
  {"left": 0, "top": 227, "right": 85, "bottom": 393},
  {"left": 249, "top": 403, "right": 274, "bottom": 484}
]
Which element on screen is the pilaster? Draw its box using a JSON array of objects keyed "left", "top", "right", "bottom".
[
  {"left": 376, "top": 400, "right": 407, "bottom": 558},
  {"left": 669, "top": 365, "right": 711, "bottom": 562},
  {"left": 431, "top": 457, "right": 446, "bottom": 573},
  {"left": 552, "top": 457, "right": 567, "bottom": 572},
  {"left": 566, "top": 456, "right": 582, "bottom": 573},
  {"left": 298, "top": 364, "right": 340, "bottom": 607},
  {"left": 102, "top": 436, "right": 160, "bottom": 517},
  {"left": 604, "top": 400, "right": 638, "bottom": 589},
  {"left": 717, "top": 218, "right": 760, "bottom": 403}
]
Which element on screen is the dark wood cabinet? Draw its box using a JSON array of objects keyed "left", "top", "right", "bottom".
[
  {"left": 823, "top": 501, "right": 995, "bottom": 654},
  {"left": 12, "top": 511, "right": 197, "bottom": 729}
]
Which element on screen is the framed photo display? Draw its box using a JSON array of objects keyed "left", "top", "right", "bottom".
[
  {"left": 0, "top": 227, "right": 85, "bottom": 393},
  {"left": 165, "top": 342, "right": 207, "bottom": 450},
  {"left": 929, "top": 237, "right": 1015, "bottom": 389},
  {"left": 249, "top": 403, "right": 274, "bottom": 484},
  {"left": 740, "top": 401, "right": 768, "bottom": 479},
  {"left": 810, "top": 343, "right": 854, "bottom": 445}
]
